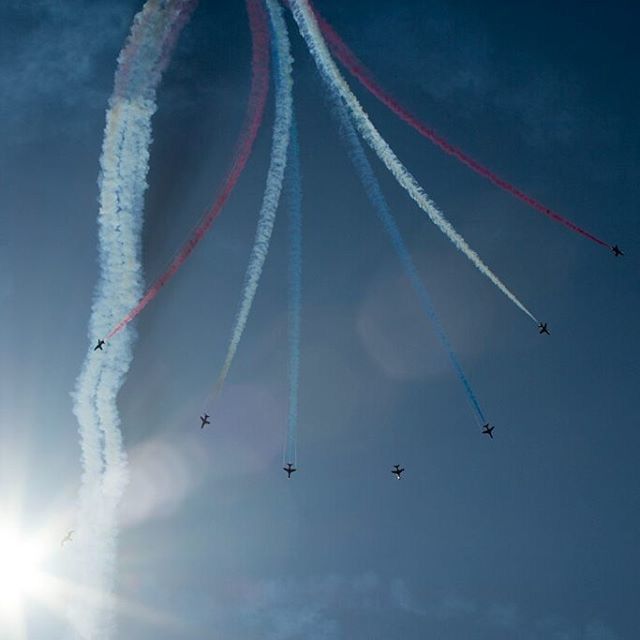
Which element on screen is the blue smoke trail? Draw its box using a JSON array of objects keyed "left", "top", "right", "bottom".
[
  {"left": 215, "top": 0, "right": 293, "bottom": 391},
  {"left": 284, "top": 118, "right": 302, "bottom": 465},
  {"left": 334, "top": 99, "right": 487, "bottom": 425},
  {"left": 288, "top": 0, "right": 538, "bottom": 325}
]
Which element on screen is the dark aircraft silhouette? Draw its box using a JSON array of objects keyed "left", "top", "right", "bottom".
[
  {"left": 94, "top": 339, "right": 105, "bottom": 351},
  {"left": 612, "top": 245, "right": 624, "bottom": 257},
  {"left": 60, "top": 530, "right": 74, "bottom": 547},
  {"left": 538, "top": 322, "right": 550, "bottom": 335},
  {"left": 482, "top": 423, "right": 495, "bottom": 439},
  {"left": 283, "top": 463, "right": 296, "bottom": 478},
  {"left": 391, "top": 464, "right": 405, "bottom": 479},
  {"left": 200, "top": 414, "right": 210, "bottom": 429}
]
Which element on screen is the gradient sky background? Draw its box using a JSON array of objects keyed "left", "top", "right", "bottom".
[{"left": 1, "top": 0, "right": 639, "bottom": 638}]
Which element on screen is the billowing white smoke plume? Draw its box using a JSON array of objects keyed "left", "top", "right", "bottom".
[
  {"left": 289, "top": 0, "right": 538, "bottom": 323},
  {"left": 216, "top": 0, "right": 294, "bottom": 391},
  {"left": 68, "top": 2, "right": 195, "bottom": 638}
]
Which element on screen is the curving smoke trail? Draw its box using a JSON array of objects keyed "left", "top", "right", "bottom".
[
  {"left": 310, "top": 6, "right": 612, "bottom": 250},
  {"left": 289, "top": 0, "right": 538, "bottom": 325},
  {"left": 284, "top": 118, "right": 302, "bottom": 465},
  {"left": 333, "top": 98, "right": 486, "bottom": 425},
  {"left": 215, "top": 0, "right": 293, "bottom": 393},
  {"left": 106, "top": 0, "right": 271, "bottom": 340},
  {"left": 69, "top": 2, "right": 195, "bottom": 638}
]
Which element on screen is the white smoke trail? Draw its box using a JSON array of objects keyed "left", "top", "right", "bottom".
[
  {"left": 289, "top": 0, "right": 538, "bottom": 323},
  {"left": 68, "top": 2, "right": 194, "bottom": 638},
  {"left": 215, "top": 0, "right": 293, "bottom": 391}
]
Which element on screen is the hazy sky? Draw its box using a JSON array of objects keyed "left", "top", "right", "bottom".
[{"left": 1, "top": 1, "right": 638, "bottom": 638}]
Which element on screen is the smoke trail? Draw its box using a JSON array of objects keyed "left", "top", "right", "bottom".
[
  {"left": 289, "top": 0, "right": 538, "bottom": 324},
  {"left": 310, "top": 6, "right": 611, "bottom": 250},
  {"left": 214, "top": 0, "right": 293, "bottom": 392},
  {"left": 106, "top": 0, "right": 271, "bottom": 340},
  {"left": 333, "top": 98, "right": 486, "bottom": 424},
  {"left": 69, "top": 2, "right": 194, "bottom": 638},
  {"left": 284, "top": 119, "right": 302, "bottom": 465}
]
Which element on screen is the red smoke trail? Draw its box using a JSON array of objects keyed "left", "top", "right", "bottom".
[
  {"left": 156, "top": 0, "right": 201, "bottom": 78},
  {"left": 310, "top": 4, "right": 611, "bottom": 249},
  {"left": 107, "top": 0, "right": 270, "bottom": 339}
]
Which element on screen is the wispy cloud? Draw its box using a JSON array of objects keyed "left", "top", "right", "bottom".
[
  {"left": 0, "top": 0, "right": 132, "bottom": 140},
  {"left": 389, "top": 578, "right": 425, "bottom": 616},
  {"left": 217, "top": 574, "right": 620, "bottom": 640},
  {"left": 320, "top": 1, "right": 598, "bottom": 149}
]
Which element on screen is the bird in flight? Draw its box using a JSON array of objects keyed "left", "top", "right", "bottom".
[{"left": 60, "top": 530, "right": 74, "bottom": 547}]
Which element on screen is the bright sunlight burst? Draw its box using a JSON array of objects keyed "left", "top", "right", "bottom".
[{"left": 0, "top": 526, "right": 48, "bottom": 614}]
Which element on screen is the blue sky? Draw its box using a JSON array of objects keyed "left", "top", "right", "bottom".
[{"left": 0, "top": 0, "right": 638, "bottom": 638}]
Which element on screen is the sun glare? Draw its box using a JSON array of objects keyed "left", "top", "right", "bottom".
[{"left": 0, "top": 527, "right": 48, "bottom": 615}]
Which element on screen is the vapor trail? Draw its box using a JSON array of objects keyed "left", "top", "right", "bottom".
[
  {"left": 69, "top": 2, "right": 195, "bottom": 638},
  {"left": 215, "top": 0, "right": 293, "bottom": 392},
  {"left": 310, "top": 6, "right": 612, "bottom": 250},
  {"left": 289, "top": 0, "right": 538, "bottom": 324},
  {"left": 284, "top": 119, "right": 302, "bottom": 465},
  {"left": 333, "top": 98, "right": 486, "bottom": 424},
  {"left": 106, "top": 0, "right": 271, "bottom": 339}
]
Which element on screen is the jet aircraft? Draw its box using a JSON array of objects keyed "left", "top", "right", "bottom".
[
  {"left": 482, "top": 423, "right": 495, "bottom": 439},
  {"left": 283, "top": 463, "right": 296, "bottom": 478},
  {"left": 200, "top": 414, "right": 210, "bottom": 429},
  {"left": 94, "top": 339, "right": 105, "bottom": 351},
  {"left": 60, "top": 530, "right": 74, "bottom": 547},
  {"left": 391, "top": 464, "right": 405, "bottom": 479},
  {"left": 538, "top": 322, "right": 550, "bottom": 335},
  {"left": 612, "top": 245, "right": 624, "bottom": 257}
]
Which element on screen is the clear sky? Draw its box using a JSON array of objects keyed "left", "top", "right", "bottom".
[{"left": 1, "top": 0, "right": 638, "bottom": 638}]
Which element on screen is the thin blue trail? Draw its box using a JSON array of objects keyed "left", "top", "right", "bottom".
[
  {"left": 334, "top": 100, "right": 487, "bottom": 425},
  {"left": 284, "top": 118, "right": 302, "bottom": 466}
]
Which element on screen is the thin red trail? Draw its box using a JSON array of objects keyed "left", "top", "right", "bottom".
[
  {"left": 310, "top": 3, "right": 611, "bottom": 250},
  {"left": 107, "top": 0, "right": 271, "bottom": 339}
]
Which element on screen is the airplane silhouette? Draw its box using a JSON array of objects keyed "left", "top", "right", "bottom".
[
  {"left": 94, "top": 339, "right": 105, "bottom": 351},
  {"left": 612, "top": 245, "right": 624, "bottom": 257},
  {"left": 200, "top": 414, "right": 210, "bottom": 429},
  {"left": 538, "top": 322, "right": 550, "bottom": 335},
  {"left": 482, "top": 423, "right": 495, "bottom": 439},
  {"left": 283, "top": 462, "right": 296, "bottom": 478},
  {"left": 60, "top": 530, "right": 74, "bottom": 547},
  {"left": 391, "top": 464, "right": 405, "bottom": 479}
]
